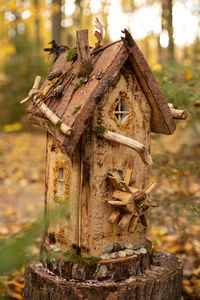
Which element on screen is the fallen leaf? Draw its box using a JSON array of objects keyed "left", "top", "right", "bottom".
[{"left": 13, "top": 292, "right": 23, "bottom": 300}]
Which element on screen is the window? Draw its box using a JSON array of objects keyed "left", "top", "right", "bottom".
[
  {"left": 53, "top": 161, "right": 69, "bottom": 203},
  {"left": 114, "top": 97, "right": 130, "bottom": 125},
  {"left": 56, "top": 167, "right": 65, "bottom": 198},
  {"left": 109, "top": 90, "right": 134, "bottom": 128}
]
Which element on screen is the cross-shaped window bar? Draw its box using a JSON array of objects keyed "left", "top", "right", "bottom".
[
  {"left": 57, "top": 167, "right": 65, "bottom": 197},
  {"left": 114, "top": 98, "right": 130, "bottom": 124}
]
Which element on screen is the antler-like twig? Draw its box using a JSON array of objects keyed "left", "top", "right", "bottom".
[{"left": 94, "top": 17, "right": 104, "bottom": 49}]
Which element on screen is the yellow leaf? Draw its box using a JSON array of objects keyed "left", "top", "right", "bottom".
[
  {"left": 15, "top": 285, "right": 23, "bottom": 292},
  {"left": 184, "top": 67, "right": 190, "bottom": 73},
  {"left": 23, "top": 223, "right": 31, "bottom": 230},
  {"left": 183, "top": 285, "right": 193, "bottom": 295},
  {"left": 13, "top": 293, "right": 23, "bottom": 300},
  {"left": 184, "top": 73, "right": 193, "bottom": 80},
  {"left": 3, "top": 122, "right": 22, "bottom": 132},
  {"left": 193, "top": 279, "right": 200, "bottom": 285},
  {"left": 152, "top": 245, "right": 160, "bottom": 252},
  {"left": 183, "top": 244, "right": 193, "bottom": 251},
  {"left": 170, "top": 245, "right": 181, "bottom": 253},
  {"left": 5, "top": 209, "right": 15, "bottom": 217},
  {"left": 152, "top": 64, "right": 162, "bottom": 71},
  {"left": 182, "top": 279, "right": 190, "bottom": 286},
  {"left": 42, "top": 78, "right": 58, "bottom": 95}
]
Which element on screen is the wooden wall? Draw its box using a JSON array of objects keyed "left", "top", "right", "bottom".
[
  {"left": 79, "top": 67, "right": 152, "bottom": 256},
  {"left": 45, "top": 133, "right": 81, "bottom": 252}
]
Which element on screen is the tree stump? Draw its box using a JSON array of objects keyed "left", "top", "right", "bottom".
[{"left": 24, "top": 252, "right": 183, "bottom": 300}]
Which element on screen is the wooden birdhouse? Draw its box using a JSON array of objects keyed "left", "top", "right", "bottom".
[{"left": 22, "top": 26, "right": 187, "bottom": 263}]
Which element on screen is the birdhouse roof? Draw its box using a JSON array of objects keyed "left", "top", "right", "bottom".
[{"left": 26, "top": 30, "right": 175, "bottom": 156}]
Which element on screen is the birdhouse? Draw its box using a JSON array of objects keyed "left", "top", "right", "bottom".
[{"left": 23, "top": 27, "right": 187, "bottom": 264}]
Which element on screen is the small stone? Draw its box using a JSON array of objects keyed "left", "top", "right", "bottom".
[
  {"left": 133, "top": 250, "right": 140, "bottom": 255},
  {"left": 140, "top": 247, "right": 147, "bottom": 254},
  {"left": 96, "top": 265, "right": 108, "bottom": 279},
  {"left": 118, "top": 250, "right": 126, "bottom": 258},
  {"left": 110, "top": 252, "right": 119, "bottom": 259},
  {"left": 50, "top": 245, "right": 56, "bottom": 250},
  {"left": 113, "top": 243, "right": 121, "bottom": 252},
  {"left": 125, "top": 249, "right": 134, "bottom": 256},
  {"left": 119, "top": 242, "right": 125, "bottom": 250},
  {"left": 100, "top": 253, "right": 110, "bottom": 260},
  {"left": 53, "top": 247, "right": 61, "bottom": 253},
  {"left": 132, "top": 243, "right": 144, "bottom": 250},
  {"left": 124, "top": 243, "right": 133, "bottom": 249},
  {"left": 102, "top": 243, "right": 114, "bottom": 254},
  {"left": 72, "top": 264, "right": 86, "bottom": 280}
]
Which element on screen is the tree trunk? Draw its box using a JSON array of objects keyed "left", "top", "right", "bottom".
[
  {"left": 52, "top": 0, "right": 62, "bottom": 44},
  {"left": 24, "top": 252, "right": 183, "bottom": 300},
  {"left": 33, "top": 0, "right": 41, "bottom": 51},
  {"left": 167, "top": 0, "right": 174, "bottom": 60},
  {"left": 161, "top": 0, "right": 174, "bottom": 61}
]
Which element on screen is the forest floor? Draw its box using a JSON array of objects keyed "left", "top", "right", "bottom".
[{"left": 0, "top": 125, "right": 199, "bottom": 299}]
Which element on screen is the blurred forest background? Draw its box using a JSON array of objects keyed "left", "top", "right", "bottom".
[{"left": 0, "top": 0, "right": 200, "bottom": 299}]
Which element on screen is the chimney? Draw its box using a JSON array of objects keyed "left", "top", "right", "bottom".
[{"left": 76, "top": 29, "right": 92, "bottom": 76}]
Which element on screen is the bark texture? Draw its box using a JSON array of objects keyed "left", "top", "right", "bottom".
[
  {"left": 24, "top": 253, "right": 183, "bottom": 300},
  {"left": 45, "top": 249, "right": 152, "bottom": 281}
]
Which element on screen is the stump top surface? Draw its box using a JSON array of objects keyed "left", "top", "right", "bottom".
[{"left": 24, "top": 252, "right": 183, "bottom": 300}]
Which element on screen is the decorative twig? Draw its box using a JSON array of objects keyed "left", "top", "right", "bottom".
[
  {"left": 98, "top": 129, "right": 153, "bottom": 166},
  {"left": 168, "top": 103, "right": 188, "bottom": 120},
  {"left": 28, "top": 63, "right": 76, "bottom": 119},
  {"left": 20, "top": 76, "right": 72, "bottom": 136}
]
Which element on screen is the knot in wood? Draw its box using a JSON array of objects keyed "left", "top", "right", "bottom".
[{"left": 47, "top": 69, "right": 63, "bottom": 81}]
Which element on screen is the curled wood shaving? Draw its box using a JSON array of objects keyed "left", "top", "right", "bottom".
[{"left": 94, "top": 17, "right": 104, "bottom": 49}]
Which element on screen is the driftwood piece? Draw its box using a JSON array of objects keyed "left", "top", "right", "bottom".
[
  {"left": 76, "top": 30, "right": 92, "bottom": 76},
  {"left": 20, "top": 76, "right": 41, "bottom": 104},
  {"left": 168, "top": 103, "right": 188, "bottom": 120},
  {"left": 24, "top": 253, "right": 183, "bottom": 300},
  {"left": 102, "top": 130, "right": 152, "bottom": 166},
  {"left": 20, "top": 76, "right": 72, "bottom": 136},
  {"left": 35, "top": 100, "right": 72, "bottom": 136}
]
